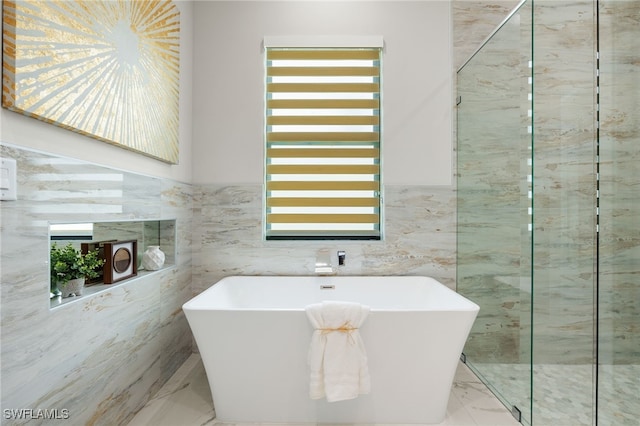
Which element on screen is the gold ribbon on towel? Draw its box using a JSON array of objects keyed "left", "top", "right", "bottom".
[{"left": 319, "top": 321, "right": 358, "bottom": 344}]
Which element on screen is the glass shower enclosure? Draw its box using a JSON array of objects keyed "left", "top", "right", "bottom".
[{"left": 456, "top": 1, "right": 639, "bottom": 425}]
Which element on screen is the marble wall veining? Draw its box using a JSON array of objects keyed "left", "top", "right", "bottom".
[
  {"left": 0, "top": 1, "right": 634, "bottom": 424},
  {"left": 452, "top": 0, "right": 521, "bottom": 70},
  {"left": 531, "top": 0, "right": 598, "bottom": 367},
  {"left": 454, "top": 0, "right": 600, "bottom": 365},
  {"left": 192, "top": 184, "right": 457, "bottom": 296},
  {"left": 454, "top": 0, "right": 639, "bottom": 424},
  {"left": 598, "top": 0, "right": 640, "bottom": 366},
  {"left": 456, "top": 0, "right": 532, "bottom": 363},
  {"left": 0, "top": 143, "right": 193, "bottom": 425},
  {"left": 0, "top": 2, "right": 460, "bottom": 424},
  {"left": 597, "top": 2, "right": 640, "bottom": 423},
  {"left": 455, "top": 3, "right": 533, "bottom": 421}
]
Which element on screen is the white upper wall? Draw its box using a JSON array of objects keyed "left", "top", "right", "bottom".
[
  {"left": 192, "top": 1, "right": 452, "bottom": 185},
  {"left": 0, "top": 1, "right": 194, "bottom": 183}
]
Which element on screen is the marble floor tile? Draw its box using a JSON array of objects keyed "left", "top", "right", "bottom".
[
  {"left": 127, "top": 354, "right": 520, "bottom": 426},
  {"left": 473, "top": 362, "right": 640, "bottom": 426},
  {"left": 449, "top": 363, "right": 521, "bottom": 426},
  {"left": 127, "top": 354, "right": 215, "bottom": 426},
  {"left": 439, "top": 391, "right": 479, "bottom": 425}
]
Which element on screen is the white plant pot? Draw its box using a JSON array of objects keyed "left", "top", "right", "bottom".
[{"left": 59, "top": 277, "right": 85, "bottom": 298}]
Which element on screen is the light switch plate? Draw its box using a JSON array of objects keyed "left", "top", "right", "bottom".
[{"left": 0, "top": 157, "right": 17, "bottom": 201}]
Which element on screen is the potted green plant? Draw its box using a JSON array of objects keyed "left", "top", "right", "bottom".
[{"left": 50, "top": 242, "right": 105, "bottom": 298}]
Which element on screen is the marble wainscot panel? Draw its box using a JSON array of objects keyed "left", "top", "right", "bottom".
[
  {"left": 192, "top": 184, "right": 456, "bottom": 296},
  {"left": 0, "top": 144, "right": 193, "bottom": 425}
]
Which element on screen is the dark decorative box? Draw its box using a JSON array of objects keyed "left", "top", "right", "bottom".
[
  {"left": 81, "top": 240, "right": 116, "bottom": 285},
  {"left": 103, "top": 240, "right": 138, "bottom": 284}
]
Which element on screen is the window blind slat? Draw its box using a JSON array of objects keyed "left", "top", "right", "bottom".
[
  {"left": 268, "top": 197, "right": 380, "bottom": 207},
  {"left": 267, "top": 164, "right": 379, "bottom": 175},
  {"left": 267, "top": 82, "right": 379, "bottom": 93},
  {"left": 267, "top": 132, "right": 378, "bottom": 142},
  {"left": 268, "top": 148, "right": 379, "bottom": 158},
  {"left": 268, "top": 99, "right": 379, "bottom": 109},
  {"left": 267, "top": 116, "right": 379, "bottom": 126},
  {"left": 268, "top": 66, "right": 379, "bottom": 77},
  {"left": 267, "top": 214, "right": 379, "bottom": 224},
  {"left": 267, "top": 181, "right": 380, "bottom": 191}
]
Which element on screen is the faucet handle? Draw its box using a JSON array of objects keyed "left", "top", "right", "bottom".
[{"left": 337, "top": 250, "right": 346, "bottom": 266}]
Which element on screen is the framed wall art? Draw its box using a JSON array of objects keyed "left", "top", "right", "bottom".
[{"left": 2, "top": 0, "right": 181, "bottom": 164}]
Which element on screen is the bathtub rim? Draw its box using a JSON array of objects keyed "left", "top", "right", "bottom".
[{"left": 183, "top": 275, "right": 480, "bottom": 313}]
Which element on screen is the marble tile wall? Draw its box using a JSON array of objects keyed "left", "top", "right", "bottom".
[
  {"left": 454, "top": 3, "right": 534, "bottom": 421},
  {"left": 92, "top": 220, "right": 177, "bottom": 268},
  {"left": 2, "top": 3, "right": 635, "bottom": 425},
  {"left": 0, "top": 143, "right": 193, "bottom": 425},
  {"left": 597, "top": 0, "right": 640, "bottom": 366},
  {"left": 452, "top": 0, "right": 521, "bottom": 70},
  {"left": 454, "top": 0, "right": 639, "bottom": 424},
  {"left": 597, "top": 1, "right": 640, "bottom": 424},
  {"left": 531, "top": 0, "right": 598, "bottom": 368},
  {"left": 454, "top": 0, "right": 599, "bottom": 365},
  {"left": 192, "top": 184, "right": 457, "bottom": 296},
  {"left": 456, "top": 0, "right": 532, "bottom": 358},
  {"left": 454, "top": 0, "right": 637, "bottom": 366}
]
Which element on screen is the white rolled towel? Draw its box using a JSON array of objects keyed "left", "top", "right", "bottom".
[{"left": 305, "top": 301, "right": 371, "bottom": 402}]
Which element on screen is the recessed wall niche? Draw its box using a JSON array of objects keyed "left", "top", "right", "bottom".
[{"left": 49, "top": 219, "right": 176, "bottom": 309}]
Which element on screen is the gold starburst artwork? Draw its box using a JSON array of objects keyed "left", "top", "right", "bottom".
[{"left": 2, "top": 0, "right": 180, "bottom": 164}]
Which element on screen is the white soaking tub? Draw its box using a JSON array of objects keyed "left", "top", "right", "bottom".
[{"left": 182, "top": 275, "right": 479, "bottom": 424}]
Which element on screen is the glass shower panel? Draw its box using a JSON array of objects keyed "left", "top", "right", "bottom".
[
  {"left": 457, "top": 1, "right": 532, "bottom": 423},
  {"left": 598, "top": 1, "right": 640, "bottom": 424},
  {"left": 531, "top": 1, "right": 597, "bottom": 425}
]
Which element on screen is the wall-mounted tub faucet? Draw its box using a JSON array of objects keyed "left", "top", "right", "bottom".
[
  {"left": 338, "top": 250, "right": 346, "bottom": 266},
  {"left": 315, "top": 249, "right": 334, "bottom": 275}
]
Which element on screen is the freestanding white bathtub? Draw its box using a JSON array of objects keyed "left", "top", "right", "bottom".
[{"left": 183, "top": 276, "right": 479, "bottom": 424}]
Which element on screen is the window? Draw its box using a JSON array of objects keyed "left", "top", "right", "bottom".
[{"left": 265, "top": 45, "right": 382, "bottom": 240}]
